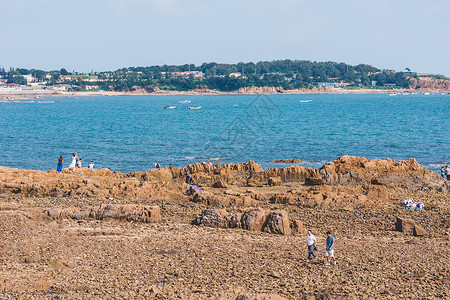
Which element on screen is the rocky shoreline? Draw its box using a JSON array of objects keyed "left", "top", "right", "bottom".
[
  {"left": 1, "top": 85, "right": 449, "bottom": 101},
  {"left": 0, "top": 156, "right": 449, "bottom": 299}
]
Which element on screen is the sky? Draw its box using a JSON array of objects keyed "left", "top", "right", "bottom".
[{"left": 2, "top": 0, "right": 450, "bottom": 75}]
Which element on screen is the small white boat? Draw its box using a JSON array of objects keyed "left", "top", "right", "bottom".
[
  {"left": 300, "top": 100, "right": 312, "bottom": 103},
  {"left": 389, "top": 93, "right": 398, "bottom": 96},
  {"left": 424, "top": 92, "right": 431, "bottom": 95},
  {"left": 189, "top": 106, "right": 202, "bottom": 110},
  {"left": 164, "top": 106, "right": 176, "bottom": 109}
]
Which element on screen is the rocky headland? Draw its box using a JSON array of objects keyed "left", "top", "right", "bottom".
[{"left": 0, "top": 156, "right": 449, "bottom": 299}]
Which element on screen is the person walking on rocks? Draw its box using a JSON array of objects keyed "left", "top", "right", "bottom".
[
  {"left": 325, "top": 231, "right": 336, "bottom": 265},
  {"left": 306, "top": 230, "right": 317, "bottom": 262},
  {"left": 441, "top": 166, "right": 446, "bottom": 178},
  {"left": 57, "top": 156, "right": 63, "bottom": 173}
]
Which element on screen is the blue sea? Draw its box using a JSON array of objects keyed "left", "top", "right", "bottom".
[{"left": 0, "top": 94, "right": 448, "bottom": 173}]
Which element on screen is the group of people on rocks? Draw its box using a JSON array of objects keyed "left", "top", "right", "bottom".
[
  {"left": 441, "top": 165, "right": 450, "bottom": 180},
  {"left": 306, "top": 230, "right": 337, "bottom": 265},
  {"left": 56, "top": 151, "right": 94, "bottom": 173},
  {"left": 154, "top": 161, "right": 173, "bottom": 170},
  {"left": 184, "top": 167, "right": 196, "bottom": 185}
]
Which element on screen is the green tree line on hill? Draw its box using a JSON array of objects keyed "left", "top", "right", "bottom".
[{"left": 1, "top": 60, "right": 437, "bottom": 92}]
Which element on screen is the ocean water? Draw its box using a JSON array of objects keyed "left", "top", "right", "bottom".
[{"left": 0, "top": 93, "right": 448, "bottom": 173}]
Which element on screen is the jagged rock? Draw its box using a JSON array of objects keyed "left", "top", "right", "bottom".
[
  {"left": 268, "top": 176, "right": 282, "bottom": 186},
  {"left": 305, "top": 177, "right": 325, "bottom": 186},
  {"left": 193, "top": 209, "right": 229, "bottom": 228},
  {"left": 212, "top": 180, "right": 228, "bottom": 188},
  {"left": 247, "top": 177, "right": 263, "bottom": 187},
  {"left": 241, "top": 208, "right": 269, "bottom": 232},
  {"left": 290, "top": 219, "right": 306, "bottom": 235},
  {"left": 395, "top": 217, "right": 416, "bottom": 234},
  {"left": 413, "top": 225, "right": 428, "bottom": 236},
  {"left": 140, "top": 168, "right": 172, "bottom": 183},
  {"left": 371, "top": 178, "right": 389, "bottom": 186},
  {"left": 269, "top": 159, "right": 303, "bottom": 163},
  {"left": 262, "top": 165, "right": 319, "bottom": 185},
  {"left": 263, "top": 211, "right": 290, "bottom": 235},
  {"left": 226, "top": 212, "right": 243, "bottom": 228},
  {"left": 194, "top": 208, "right": 297, "bottom": 236},
  {"left": 270, "top": 185, "right": 389, "bottom": 208},
  {"left": 192, "top": 191, "right": 259, "bottom": 207},
  {"left": 44, "top": 204, "right": 161, "bottom": 223},
  {"left": 319, "top": 156, "right": 449, "bottom": 191}
]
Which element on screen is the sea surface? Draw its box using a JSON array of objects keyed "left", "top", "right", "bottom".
[{"left": 0, "top": 93, "right": 448, "bottom": 173}]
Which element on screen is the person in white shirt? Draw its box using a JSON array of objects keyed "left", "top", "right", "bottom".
[
  {"left": 69, "top": 153, "right": 77, "bottom": 168},
  {"left": 306, "top": 230, "right": 317, "bottom": 262},
  {"left": 89, "top": 161, "right": 94, "bottom": 170}
]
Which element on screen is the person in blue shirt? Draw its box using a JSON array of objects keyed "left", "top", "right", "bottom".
[
  {"left": 57, "top": 156, "right": 63, "bottom": 173},
  {"left": 325, "top": 231, "right": 336, "bottom": 265}
]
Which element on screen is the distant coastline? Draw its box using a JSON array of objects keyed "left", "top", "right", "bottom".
[{"left": 1, "top": 86, "right": 449, "bottom": 101}]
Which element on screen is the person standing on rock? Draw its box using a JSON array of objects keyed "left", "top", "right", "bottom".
[
  {"left": 325, "top": 231, "right": 336, "bottom": 265},
  {"left": 306, "top": 230, "right": 317, "bottom": 262},
  {"left": 69, "top": 153, "right": 77, "bottom": 168},
  {"left": 441, "top": 166, "right": 446, "bottom": 178},
  {"left": 169, "top": 164, "right": 173, "bottom": 170},
  {"left": 446, "top": 165, "right": 450, "bottom": 180},
  {"left": 155, "top": 161, "right": 161, "bottom": 170},
  {"left": 89, "top": 161, "right": 95, "bottom": 170},
  {"left": 57, "top": 156, "right": 63, "bottom": 173}
]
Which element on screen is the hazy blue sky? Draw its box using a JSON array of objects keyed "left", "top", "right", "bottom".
[{"left": 2, "top": 0, "right": 450, "bottom": 75}]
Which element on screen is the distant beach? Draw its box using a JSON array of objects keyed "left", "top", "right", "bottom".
[{"left": 1, "top": 86, "right": 449, "bottom": 101}]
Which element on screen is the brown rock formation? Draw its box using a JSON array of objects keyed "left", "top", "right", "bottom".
[
  {"left": 268, "top": 177, "right": 282, "bottom": 186},
  {"left": 269, "top": 159, "right": 303, "bottom": 163},
  {"left": 409, "top": 77, "right": 450, "bottom": 91},
  {"left": 194, "top": 208, "right": 301, "bottom": 236},
  {"left": 43, "top": 204, "right": 161, "bottom": 223},
  {"left": 191, "top": 191, "right": 259, "bottom": 207},
  {"left": 413, "top": 224, "right": 428, "bottom": 236},
  {"left": 318, "top": 156, "right": 449, "bottom": 191},
  {"left": 212, "top": 180, "right": 228, "bottom": 188},
  {"left": 395, "top": 217, "right": 416, "bottom": 233},
  {"left": 0, "top": 156, "right": 446, "bottom": 204},
  {"left": 395, "top": 217, "right": 427, "bottom": 236},
  {"left": 270, "top": 184, "right": 390, "bottom": 208},
  {"left": 0, "top": 166, "right": 184, "bottom": 201}
]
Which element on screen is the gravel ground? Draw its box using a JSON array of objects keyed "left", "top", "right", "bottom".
[{"left": 0, "top": 188, "right": 449, "bottom": 299}]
